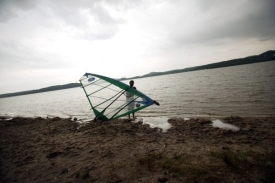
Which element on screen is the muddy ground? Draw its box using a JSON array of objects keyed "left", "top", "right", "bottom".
[{"left": 0, "top": 116, "right": 274, "bottom": 183}]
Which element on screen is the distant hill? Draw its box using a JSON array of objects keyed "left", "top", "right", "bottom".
[
  {"left": 1, "top": 50, "right": 274, "bottom": 98},
  {"left": 0, "top": 83, "right": 81, "bottom": 98},
  {"left": 122, "top": 50, "right": 275, "bottom": 79}
]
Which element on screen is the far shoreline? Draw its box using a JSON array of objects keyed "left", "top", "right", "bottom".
[{"left": 1, "top": 51, "right": 274, "bottom": 98}]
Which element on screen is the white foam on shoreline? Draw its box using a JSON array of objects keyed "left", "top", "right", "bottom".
[
  {"left": 0, "top": 117, "right": 13, "bottom": 121},
  {"left": 212, "top": 119, "right": 240, "bottom": 131},
  {"left": 135, "top": 117, "right": 171, "bottom": 132}
]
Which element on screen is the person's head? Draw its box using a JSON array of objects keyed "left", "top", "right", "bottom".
[{"left": 129, "top": 80, "right": 134, "bottom": 87}]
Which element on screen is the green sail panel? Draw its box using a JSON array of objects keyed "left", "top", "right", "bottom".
[{"left": 79, "top": 73, "right": 154, "bottom": 121}]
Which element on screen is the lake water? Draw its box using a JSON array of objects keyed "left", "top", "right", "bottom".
[{"left": 0, "top": 61, "right": 275, "bottom": 121}]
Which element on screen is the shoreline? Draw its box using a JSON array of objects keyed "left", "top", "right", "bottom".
[
  {"left": 1, "top": 116, "right": 275, "bottom": 182},
  {"left": 2, "top": 114, "right": 275, "bottom": 118}
]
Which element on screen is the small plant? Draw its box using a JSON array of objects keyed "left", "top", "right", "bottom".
[
  {"left": 138, "top": 153, "right": 162, "bottom": 171},
  {"left": 160, "top": 155, "right": 221, "bottom": 182},
  {"left": 210, "top": 150, "right": 240, "bottom": 170},
  {"left": 80, "top": 170, "right": 90, "bottom": 179},
  {"left": 210, "top": 149, "right": 275, "bottom": 182},
  {"left": 138, "top": 152, "right": 221, "bottom": 182},
  {"left": 75, "top": 169, "right": 90, "bottom": 180}
]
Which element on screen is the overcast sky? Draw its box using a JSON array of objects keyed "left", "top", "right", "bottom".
[{"left": 0, "top": 0, "right": 274, "bottom": 94}]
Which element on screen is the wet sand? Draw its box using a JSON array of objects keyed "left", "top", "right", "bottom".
[{"left": 0, "top": 116, "right": 275, "bottom": 183}]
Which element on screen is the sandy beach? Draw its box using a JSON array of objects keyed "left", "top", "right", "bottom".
[{"left": 0, "top": 116, "right": 274, "bottom": 183}]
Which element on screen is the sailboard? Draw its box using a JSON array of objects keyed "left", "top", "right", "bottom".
[{"left": 79, "top": 73, "right": 155, "bottom": 121}]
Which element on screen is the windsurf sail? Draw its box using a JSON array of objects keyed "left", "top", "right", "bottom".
[{"left": 79, "top": 73, "right": 154, "bottom": 121}]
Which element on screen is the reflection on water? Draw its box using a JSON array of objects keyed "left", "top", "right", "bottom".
[
  {"left": 212, "top": 119, "right": 240, "bottom": 131},
  {"left": 0, "top": 61, "right": 275, "bottom": 120},
  {"left": 137, "top": 117, "right": 171, "bottom": 132}
]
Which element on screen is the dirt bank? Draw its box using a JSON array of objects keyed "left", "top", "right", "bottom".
[{"left": 0, "top": 116, "right": 274, "bottom": 183}]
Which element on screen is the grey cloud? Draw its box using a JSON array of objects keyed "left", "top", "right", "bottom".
[
  {"left": 196, "top": 0, "right": 230, "bottom": 12},
  {"left": 49, "top": 0, "right": 137, "bottom": 40},
  {"left": 0, "top": 40, "right": 71, "bottom": 70},
  {"left": 79, "top": 26, "right": 119, "bottom": 40},
  {"left": 91, "top": 3, "right": 123, "bottom": 25},
  {"left": 169, "top": 0, "right": 275, "bottom": 46},
  {"left": 0, "top": 0, "right": 37, "bottom": 22},
  {"left": 0, "top": 0, "right": 131, "bottom": 40}
]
